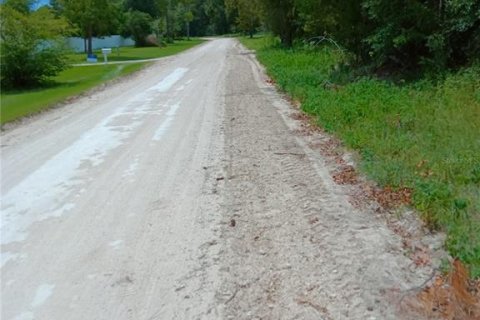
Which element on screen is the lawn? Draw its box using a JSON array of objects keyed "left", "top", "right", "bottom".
[
  {"left": 240, "top": 36, "right": 480, "bottom": 277},
  {"left": 1, "top": 39, "right": 206, "bottom": 124},
  {"left": 67, "top": 39, "right": 205, "bottom": 63},
  {"left": 1, "top": 63, "right": 146, "bottom": 124}
]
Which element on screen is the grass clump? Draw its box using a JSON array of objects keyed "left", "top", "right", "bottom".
[{"left": 240, "top": 36, "right": 480, "bottom": 277}]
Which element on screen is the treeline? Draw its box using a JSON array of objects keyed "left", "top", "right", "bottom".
[
  {"left": 230, "top": 0, "right": 480, "bottom": 73},
  {"left": 50, "top": 0, "right": 234, "bottom": 53},
  {"left": 2, "top": 0, "right": 478, "bottom": 88},
  {"left": 0, "top": 0, "right": 234, "bottom": 87}
]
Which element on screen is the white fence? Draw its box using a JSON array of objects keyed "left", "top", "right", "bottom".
[{"left": 66, "top": 35, "right": 135, "bottom": 52}]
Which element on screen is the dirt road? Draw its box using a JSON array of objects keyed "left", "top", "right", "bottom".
[{"left": 1, "top": 39, "right": 432, "bottom": 319}]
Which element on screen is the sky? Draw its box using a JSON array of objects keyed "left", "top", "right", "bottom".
[
  {"left": 0, "top": 0, "right": 51, "bottom": 9},
  {"left": 33, "top": 0, "right": 50, "bottom": 9}
]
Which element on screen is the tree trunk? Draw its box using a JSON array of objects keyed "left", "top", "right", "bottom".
[
  {"left": 281, "top": 31, "right": 293, "bottom": 48},
  {"left": 186, "top": 22, "right": 190, "bottom": 40},
  {"left": 87, "top": 25, "right": 93, "bottom": 55},
  {"left": 250, "top": 17, "right": 254, "bottom": 38}
]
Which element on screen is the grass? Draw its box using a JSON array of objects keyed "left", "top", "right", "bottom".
[
  {"left": 1, "top": 38, "right": 205, "bottom": 124},
  {"left": 1, "top": 63, "right": 146, "bottom": 124},
  {"left": 240, "top": 36, "right": 480, "bottom": 277},
  {"left": 67, "top": 38, "right": 205, "bottom": 63}
]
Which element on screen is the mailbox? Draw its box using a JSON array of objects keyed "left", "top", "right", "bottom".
[{"left": 101, "top": 48, "right": 112, "bottom": 64}]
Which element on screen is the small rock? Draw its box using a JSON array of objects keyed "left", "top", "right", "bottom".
[
  {"left": 175, "top": 285, "right": 185, "bottom": 292},
  {"left": 230, "top": 219, "right": 236, "bottom": 227}
]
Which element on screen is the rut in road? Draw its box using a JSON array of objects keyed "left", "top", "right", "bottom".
[{"left": 1, "top": 39, "right": 437, "bottom": 320}]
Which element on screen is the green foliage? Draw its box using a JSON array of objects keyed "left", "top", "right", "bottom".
[
  {"left": 226, "top": 0, "right": 262, "bottom": 38},
  {"left": 4, "top": 0, "right": 33, "bottom": 13},
  {"left": 362, "top": 0, "right": 480, "bottom": 72},
  {"left": 175, "top": 0, "right": 195, "bottom": 39},
  {"left": 124, "top": 0, "right": 160, "bottom": 17},
  {"left": 57, "top": 0, "right": 121, "bottom": 54},
  {"left": 122, "top": 10, "right": 153, "bottom": 46},
  {"left": 0, "top": 4, "right": 70, "bottom": 88},
  {"left": 297, "top": 0, "right": 371, "bottom": 61},
  {"left": 241, "top": 36, "right": 480, "bottom": 277},
  {"left": 254, "top": 0, "right": 479, "bottom": 72},
  {"left": 258, "top": 0, "right": 298, "bottom": 47},
  {"left": 199, "top": 0, "right": 232, "bottom": 35},
  {"left": 362, "top": 0, "right": 437, "bottom": 70}
]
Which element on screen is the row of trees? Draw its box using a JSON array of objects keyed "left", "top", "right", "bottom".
[
  {"left": 0, "top": 0, "right": 235, "bottom": 88},
  {"left": 230, "top": 0, "right": 480, "bottom": 73},
  {"left": 52, "top": 0, "right": 235, "bottom": 53},
  {"left": 2, "top": 0, "right": 478, "bottom": 88}
]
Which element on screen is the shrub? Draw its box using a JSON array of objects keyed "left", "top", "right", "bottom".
[
  {"left": 0, "top": 5, "right": 70, "bottom": 88},
  {"left": 122, "top": 10, "right": 154, "bottom": 47}
]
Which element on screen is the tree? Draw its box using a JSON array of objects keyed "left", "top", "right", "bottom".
[
  {"left": 296, "top": 0, "right": 372, "bottom": 62},
  {"left": 259, "top": 0, "right": 298, "bottom": 47},
  {"left": 57, "top": 0, "right": 120, "bottom": 55},
  {"left": 204, "top": 0, "right": 231, "bottom": 35},
  {"left": 124, "top": 0, "right": 159, "bottom": 17},
  {"left": 122, "top": 10, "right": 153, "bottom": 46},
  {"left": 175, "top": 0, "right": 195, "bottom": 39},
  {"left": 3, "top": 0, "right": 33, "bottom": 13},
  {"left": 363, "top": 0, "right": 480, "bottom": 72},
  {"left": 226, "top": 0, "right": 262, "bottom": 38},
  {"left": 435, "top": 0, "right": 480, "bottom": 68},
  {"left": 0, "top": 3, "right": 70, "bottom": 88},
  {"left": 155, "top": 0, "right": 175, "bottom": 42}
]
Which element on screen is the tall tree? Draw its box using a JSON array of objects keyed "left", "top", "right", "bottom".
[
  {"left": 363, "top": 0, "right": 480, "bottom": 71},
  {"left": 3, "top": 0, "right": 33, "bottom": 13},
  {"left": 124, "top": 0, "right": 159, "bottom": 17},
  {"left": 297, "top": 0, "right": 371, "bottom": 62},
  {"left": 226, "top": 0, "right": 262, "bottom": 38},
  {"left": 56, "top": 0, "right": 120, "bottom": 54},
  {"left": 176, "top": 0, "right": 194, "bottom": 39},
  {"left": 122, "top": 10, "right": 153, "bottom": 46},
  {"left": 259, "top": 0, "right": 298, "bottom": 47}
]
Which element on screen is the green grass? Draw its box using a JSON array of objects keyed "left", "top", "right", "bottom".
[
  {"left": 240, "top": 36, "right": 480, "bottom": 277},
  {"left": 1, "top": 38, "right": 205, "bottom": 124},
  {"left": 67, "top": 39, "right": 205, "bottom": 63},
  {"left": 1, "top": 63, "right": 146, "bottom": 124}
]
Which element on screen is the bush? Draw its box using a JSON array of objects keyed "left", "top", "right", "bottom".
[
  {"left": 122, "top": 10, "right": 154, "bottom": 47},
  {"left": 0, "top": 5, "right": 70, "bottom": 88},
  {"left": 362, "top": 0, "right": 480, "bottom": 72}
]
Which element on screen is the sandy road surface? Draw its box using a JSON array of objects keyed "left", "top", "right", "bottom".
[{"left": 2, "top": 39, "right": 431, "bottom": 319}]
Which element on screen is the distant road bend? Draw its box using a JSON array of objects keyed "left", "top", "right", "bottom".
[{"left": 1, "top": 39, "right": 431, "bottom": 319}]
